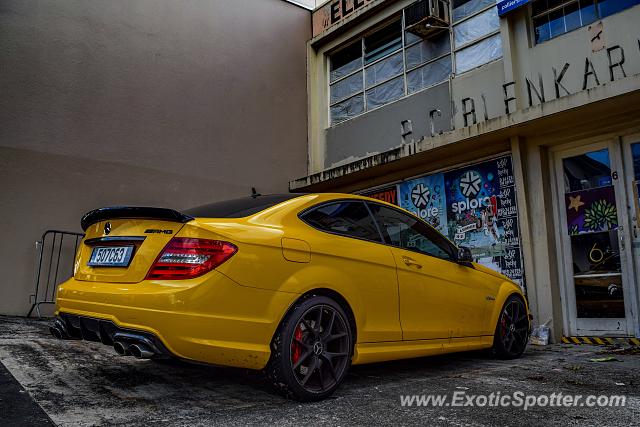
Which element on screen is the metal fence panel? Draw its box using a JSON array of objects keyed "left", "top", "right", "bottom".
[{"left": 27, "top": 230, "right": 84, "bottom": 318}]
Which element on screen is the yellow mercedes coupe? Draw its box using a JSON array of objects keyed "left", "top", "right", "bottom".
[{"left": 52, "top": 193, "right": 530, "bottom": 401}]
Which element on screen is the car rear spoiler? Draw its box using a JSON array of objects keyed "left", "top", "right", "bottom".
[{"left": 80, "top": 206, "right": 194, "bottom": 231}]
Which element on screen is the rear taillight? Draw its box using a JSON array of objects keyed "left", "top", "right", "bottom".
[{"left": 146, "top": 238, "right": 237, "bottom": 280}]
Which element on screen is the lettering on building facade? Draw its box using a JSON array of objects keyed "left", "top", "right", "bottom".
[
  {"left": 400, "top": 38, "right": 640, "bottom": 144},
  {"left": 312, "top": 0, "right": 375, "bottom": 37}
]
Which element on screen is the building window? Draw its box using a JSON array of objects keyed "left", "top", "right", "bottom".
[
  {"left": 405, "top": 31, "right": 452, "bottom": 94},
  {"left": 452, "top": 0, "right": 502, "bottom": 74},
  {"left": 532, "top": 0, "right": 640, "bottom": 44},
  {"left": 329, "top": 11, "right": 453, "bottom": 125},
  {"left": 327, "top": 1, "right": 505, "bottom": 125}
]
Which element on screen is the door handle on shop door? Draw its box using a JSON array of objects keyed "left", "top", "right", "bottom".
[{"left": 402, "top": 256, "right": 422, "bottom": 269}]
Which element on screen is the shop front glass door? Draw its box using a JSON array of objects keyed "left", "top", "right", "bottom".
[
  {"left": 624, "top": 141, "right": 640, "bottom": 337},
  {"left": 560, "top": 146, "right": 632, "bottom": 335},
  {"left": 629, "top": 142, "right": 640, "bottom": 237}
]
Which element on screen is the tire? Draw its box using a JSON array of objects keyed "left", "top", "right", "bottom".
[
  {"left": 265, "top": 295, "right": 353, "bottom": 402},
  {"left": 493, "top": 295, "right": 530, "bottom": 359}
]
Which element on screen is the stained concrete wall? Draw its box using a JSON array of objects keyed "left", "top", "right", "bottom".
[
  {"left": 322, "top": 58, "right": 507, "bottom": 170},
  {"left": 306, "top": 0, "right": 418, "bottom": 173},
  {"left": 451, "top": 60, "right": 506, "bottom": 129},
  {"left": 502, "top": 3, "right": 640, "bottom": 339},
  {"left": 324, "top": 81, "right": 452, "bottom": 169},
  {"left": 507, "top": 4, "right": 640, "bottom": 110},
  {"left": 0, "top": 0, "right": 310, "bottom": 315}
]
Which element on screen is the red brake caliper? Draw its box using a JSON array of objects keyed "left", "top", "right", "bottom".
[{"left": 291, "top": 324, "right": 303, "bottom": 364}]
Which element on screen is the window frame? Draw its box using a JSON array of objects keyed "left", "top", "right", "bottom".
[
  {"left": 327, "top": 0, "right": 507, "bottom": 126},
  {"left": 327, "top": 15, "right": 405, "bottom": 122},
  {"left": 327, "top": 10, "right": 454, "bottom": 126},
  {"left": 531, "top": 0, "right": 594, "bottom": 44},
  {"left": 451, "top": 1, "right": 502, "bottom": 74},
  {"left": 530, "top": 0, "right": 640, "bottom": 45},
  {"left": 365, "top": 201, "right": 459, "bottom": 262},
  {"left": 299, "top": 199, "right": 462, "bottom": 262},
  {"left": 298, "top": 199, "right": 386, "bottom": 244},
  {"left": 403, "top": 30, "right": 452, "bottom": 74}
]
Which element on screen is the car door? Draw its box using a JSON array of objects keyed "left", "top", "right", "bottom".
[
  {"left": 299, "top": 200, "right": 402, "bottom": 342},
  {"left": 367, "top": 202, "right": 491, "bottom": 340}
]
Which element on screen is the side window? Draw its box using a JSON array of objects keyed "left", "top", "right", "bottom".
[
  {"left": 301, "top": 201, "right": 383, "bottom": 243},
  {"left": 368, "top": 203, "right": 454, "bottom": 260}
]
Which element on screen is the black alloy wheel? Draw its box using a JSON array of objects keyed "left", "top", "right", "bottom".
[
  {"left": 493, "top": 295, "right": 530, "bottom": 359},
  {"left": 265, "top": 295, "right": 353, "bottom": 401}
]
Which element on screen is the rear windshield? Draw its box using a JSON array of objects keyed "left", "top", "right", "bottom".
[{"left": 183, "top": 194, "right": 303, "bottom": 218}]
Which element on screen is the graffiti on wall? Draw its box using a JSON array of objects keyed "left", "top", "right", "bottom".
[
  {"left": 398, "top": 174, "right": 447, "bottom": 234},
  {"left": 443, "top": 156, "right": 522, "bottom": 284},
  {"left": 364, "top": 155, "right": 525, "bottom": 287}
]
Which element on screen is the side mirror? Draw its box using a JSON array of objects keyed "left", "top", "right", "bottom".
[{"left": 457, "top": 246, "right": 473, "bottom": 263}]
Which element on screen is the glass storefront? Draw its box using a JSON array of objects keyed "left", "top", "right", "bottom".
[
  {"left": 555, "top": 140, "right": 639, "bottom": 337},
  {"left": 632, "top": 143, "right": 640, "bottom": 214},
  {"left": 562, "top": 149, "right": 625, "bottom": 319}
]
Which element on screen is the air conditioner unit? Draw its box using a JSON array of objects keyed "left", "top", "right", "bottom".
[{"left": 405, "top": 0, "right": 450, "bottom": 38}]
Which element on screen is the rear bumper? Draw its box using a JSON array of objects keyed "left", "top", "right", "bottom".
[
  {"left": 53, "top": 313, "right": 172, "bottom": 357},
  {"left": 55, "top": 271, "right": 297, "bottom": 369}
]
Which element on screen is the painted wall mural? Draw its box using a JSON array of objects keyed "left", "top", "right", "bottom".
[
  {"left": 366, "top": 155, "right": 525, "bottom": 288},
  {"left": 443, "top": 156, "right": 522, "bottom": 285},
  {"left": 398, "top": 174, "right": 447, "bottom": 234}
]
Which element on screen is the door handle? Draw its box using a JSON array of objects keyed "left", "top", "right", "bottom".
[{"left": 402, "top": 256, "right": 422, "bottom": 269}]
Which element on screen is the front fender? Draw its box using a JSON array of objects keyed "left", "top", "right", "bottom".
[{"left": 488, "top": 282, "right": 530, "bottom": 336}]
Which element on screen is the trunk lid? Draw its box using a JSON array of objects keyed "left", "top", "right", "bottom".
[{"left": 75, "top": 207, "right": 193, "bottom": 283}]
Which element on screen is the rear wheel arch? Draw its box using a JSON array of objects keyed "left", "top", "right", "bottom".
[
  {"left": 265, "top": 290, "right": 356, "bottom": 400},
  {"left": 275, "top": 288, "right": 358, "bottom": 346}
]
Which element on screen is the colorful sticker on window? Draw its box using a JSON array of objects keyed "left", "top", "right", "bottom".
[{"left": 565, "top": 186, "right": 618, "bottom": 235}]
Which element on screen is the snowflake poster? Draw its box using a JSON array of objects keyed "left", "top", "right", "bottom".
[
  {"left": 443, "top": 156, "right": 523, "bottom": 285},
  {"left": 394, "top": 155, "right": 525, "bottom": 287},
  {"left": 398, "top": 174, "right": 447, "bottom": 234}
]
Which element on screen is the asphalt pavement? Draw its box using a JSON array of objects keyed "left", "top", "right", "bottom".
[{"left": 0, "top": 316, "right": 638, "bottom": 426}]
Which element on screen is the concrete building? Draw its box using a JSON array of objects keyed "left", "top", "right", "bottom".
[
  {"left": 292, "top": 0, "right": 640, "bottom": 341},
  {"left": 0, "top": 0, "right": 311, "bottom": 316}
]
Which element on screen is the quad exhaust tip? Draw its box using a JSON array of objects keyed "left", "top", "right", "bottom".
[
  {"left": 49, "top": 326, "right": 64, "bottom": 339},
  {"left": 113, "top": 341, "right": 131, "bottom": 356},
  {"left": 114, "top": 341, "right": 155, "bottom": 359},
  {"left": 50, "top": 316, "right": 167, "bottom": 359},
  {"left": 49, "top": 319, "right": 69, "bottom": 339},
  {"left": 130, "top": 343, "right": 154, "bottom": 359}
]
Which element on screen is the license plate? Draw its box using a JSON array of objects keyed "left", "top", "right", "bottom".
[{"left": 88, "top": 246, "right": 134, "bottom": 267}]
